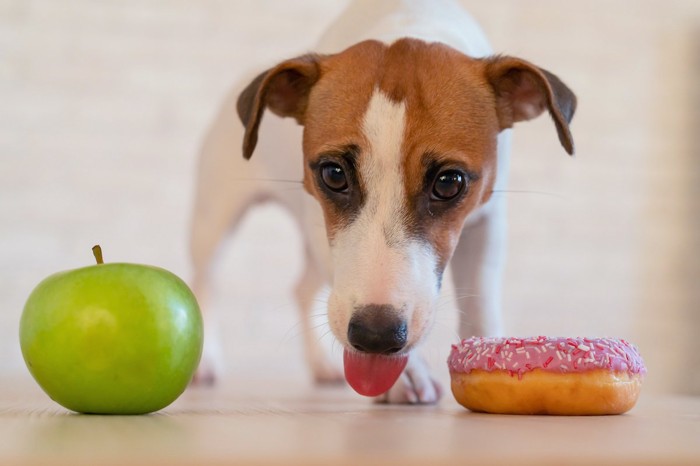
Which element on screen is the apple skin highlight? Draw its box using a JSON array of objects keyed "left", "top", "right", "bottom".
[{"left": 20, "top": 248, "right": 203, "bottom": 415}]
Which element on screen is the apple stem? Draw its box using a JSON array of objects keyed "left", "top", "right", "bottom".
[{"left": 92, "top": 245, "right": 104, "bottom": 264}]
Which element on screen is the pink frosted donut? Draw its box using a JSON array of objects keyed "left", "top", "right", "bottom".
[{"left": 448, "top": 336, "right": 646, "bottom": 415}]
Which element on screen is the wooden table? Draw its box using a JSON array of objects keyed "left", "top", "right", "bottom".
[{"left": 1, "top": 376, "right": 699, "bottom": 466}]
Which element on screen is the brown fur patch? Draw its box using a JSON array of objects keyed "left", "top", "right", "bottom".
[
  {"left": 380, "top": 39, "right": 501, "bottom": 271},
  {"left": 302, "top": 40, "right": 386, "bottom": 239},
  {"left": 302, "top": 39, "right": 502, "bottom": 263}
]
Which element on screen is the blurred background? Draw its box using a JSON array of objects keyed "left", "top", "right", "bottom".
[{"left": 1, "top": 0, "right": 698, "bottom": 396}]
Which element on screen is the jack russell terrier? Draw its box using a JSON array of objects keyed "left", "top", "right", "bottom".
[{"left": 189, "top": 0, "right": 576, "bottom": 403}]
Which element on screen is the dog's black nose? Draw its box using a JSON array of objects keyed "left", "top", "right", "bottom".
[{"left": 347, "top": 305, "right": 408, "bottom": 354}]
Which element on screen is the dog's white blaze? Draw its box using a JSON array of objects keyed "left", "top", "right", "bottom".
[{"left": 328, "top": 89, "right": 439, "bottom": 346}]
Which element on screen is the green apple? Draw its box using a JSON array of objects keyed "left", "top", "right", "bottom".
[{"left": 20, "top": 246, "right": 203, "bottom": 414}]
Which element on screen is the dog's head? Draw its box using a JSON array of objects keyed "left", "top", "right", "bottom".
[{"left": 237, "top": 39, "right": 575, "bottom": 360}]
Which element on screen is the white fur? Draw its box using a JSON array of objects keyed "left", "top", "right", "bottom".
[
  {"left": 316, "top": 0, "right": 492, "bottom": 58},
  {"left": 328, "top": 90, "right": 439, "bottom": 348},
  {"left": 190, "top": 0, "right": 509, "bottom": 403}
]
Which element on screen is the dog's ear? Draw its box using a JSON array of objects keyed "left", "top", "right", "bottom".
[
  {"left": 484, "top": 56, "right": 577, "bottom": 155},
  {"left": 237, "top": 54, "right": 323, "bottom": 160}
]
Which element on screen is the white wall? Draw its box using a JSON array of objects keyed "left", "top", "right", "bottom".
[{"left": 2, "top": 0, "right": 698, "bottom": 395}]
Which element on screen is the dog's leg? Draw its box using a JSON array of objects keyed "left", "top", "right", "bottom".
[
  {"left": 190, "top": 266, "right": 223, "bottom": 386},
  {"left": 189, "top": 189, "right": 260, "bottom": 385},
  {"left": 450, "top": 200, "right": 507, "bottom": 339},
  {"left": 374, "top": 352, "right": 442, "bottom": 404},
  {"left": 293, "top": 236, "right": 343, "bottom": 384},
  {"left": 190, "top": 244, "right": 222, "bottom": 385}
]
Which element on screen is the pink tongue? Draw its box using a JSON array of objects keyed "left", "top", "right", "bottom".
[{"left": 343, "top": 349, "right": 408, "bottom": 397}]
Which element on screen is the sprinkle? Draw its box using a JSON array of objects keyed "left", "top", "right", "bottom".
[{"left": 448, "top": 336, "right": 646, "bottom": 376}]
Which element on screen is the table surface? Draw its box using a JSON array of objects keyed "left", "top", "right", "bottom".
[{"left": 1, "top": 376, "right": 699, "bottom": 466}]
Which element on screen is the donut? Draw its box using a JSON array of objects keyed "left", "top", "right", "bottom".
[{"left": 448, "top": 336, "right": 646, "bottom": 415}]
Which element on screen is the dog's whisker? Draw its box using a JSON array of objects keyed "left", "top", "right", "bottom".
[
  {"left": 229, "top": 177, "right": 303, "bottom": 184},
  {"left": 450, "top": 286, "right": 479, "bottom": 293},
  {"left": 271, "top": 303, "right": 303, "bottom": 315},
  {"left": 451, "top": 295, "right": 478, "bottom": 303},
  {"left": 430, "top": 320, "right": 462, "bottom": 341},
  {"left": 444, "top": 308, "right": 472, "bottom": 320},
  {"left": 445, "top": 291, "right": 481, "bottom": 299},
  {"left": 490, "top": 189, "right": 566, "bottom": 200},
  {"left": 272, "top": 187, "right": 305, "bottom": 194},
  {"left": 277, "top": 319, "right": 313, "bottom": 344},
  {"left": 318, "top": 327, "right": 335, "bottom": 344},
  {"left": 281, "top": 318, "right": 330, "bottom": 347},
  {"left": 311, "top": 321, "right": 330, "bottom": 332},
  {"left": 280, "top": 323, "right": 308, "bottom": 345},
  {"left": 307, "top": 316, "right": 329, "bottom": 322},
  {"left": 227, "top": 187, "right": 304, "bottom": 196},
  {"left": 438, "top": 291, "right": 478, "bottom": 299},
  {"left": 330, "top": 335, "right": 342, "bottom": 356},
  {"left": 434, "top": 294, "right": 478, "bottom": 308}
]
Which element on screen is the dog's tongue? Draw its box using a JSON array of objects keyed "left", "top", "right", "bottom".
[{"left": 343, "top": 349, "right": 408, "bottom": 397}]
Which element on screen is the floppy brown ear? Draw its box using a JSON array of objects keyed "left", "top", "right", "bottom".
[
  {"left": 484, "top": 56, "right": 577, "bottom": 155},
  {"left": 237, "top": 54, "right": 323, "bottom": 159}
]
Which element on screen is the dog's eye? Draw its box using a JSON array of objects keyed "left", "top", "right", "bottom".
[
  {"left": 432, "top": 170, "right": 465, "bottom": 201},
  {"left": 320, "top": 162, "right": 349, "bottom": 193}
]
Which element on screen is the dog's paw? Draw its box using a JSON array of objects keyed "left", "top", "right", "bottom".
[
  {"left": 374, "top": 354, "right": 443, "bottom": 405},
  {"left": 190, "top": 361, "right": 217, "bottom": 387},
  {"left": 190, "top": 349, "right": 223, "bottom": 387}
]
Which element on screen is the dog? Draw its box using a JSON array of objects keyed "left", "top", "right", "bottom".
[{"left": 189, "top": 0, "right": 576, "bottom": 403}]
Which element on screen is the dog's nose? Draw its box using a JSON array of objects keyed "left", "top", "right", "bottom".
[{"left": 347, "top": 305, "right": 408, "bottom": 354}]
